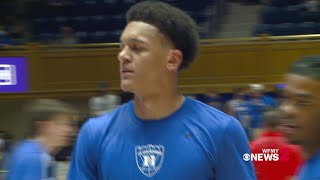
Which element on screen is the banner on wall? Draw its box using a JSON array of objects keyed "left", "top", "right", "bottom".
[{"left": 0, "top": 57, "right": 28, "bottom": 93}]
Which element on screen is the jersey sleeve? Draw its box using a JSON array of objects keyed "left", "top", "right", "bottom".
[
  {"left": 7, "top": 152, "right": 42, "bottom": 180},
  {"left": 68, "top": 120, "right": 99, "bottom": 180},
  {"left": 215, "top": 117, "right": 256, "bottom": 180}
]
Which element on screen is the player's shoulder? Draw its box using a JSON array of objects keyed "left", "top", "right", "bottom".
[
  {"left": 10, "top": 140, "right": 43, "bottom": 163},
  {"left": 188, "top": 97, "right": 238, "bottom": 128},
  {"left": 80, "top": 101, "right": 131, "bottom": 135},
  {"left": 12, "top": 140, "right": 42, "bottom": 154}
]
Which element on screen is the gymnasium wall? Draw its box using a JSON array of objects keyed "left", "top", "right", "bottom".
[{"left": 1, "top": 38, "right": 320, "bottom": 99}]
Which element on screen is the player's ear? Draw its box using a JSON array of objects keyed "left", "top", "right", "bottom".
[{"left": 166, "top": 49, "right": 182, "bottom": 72}]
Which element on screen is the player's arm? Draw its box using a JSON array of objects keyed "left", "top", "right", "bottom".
[
  {"left": 6, "top": 153, "right": 42, "bottom": 180},
  {"left": 68, "top": 121, "right": 99, "bottom": 180},
  {"left": 215, "top": 117, "right": 256, "bottom": 180}
]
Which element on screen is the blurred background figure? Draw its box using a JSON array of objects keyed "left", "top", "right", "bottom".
[
  {"left": 88, "top": 82, "right": 120, "bottom": 116},
  {"left": 304, "top": 0, "right": 320, "bottom": 12},
  {"left": 225, "top": 86, "right": 249, "bottom": 116},
  {"left": 203, "top": 90, "right": 223, "bottom": 110},
  {"left": 2, "top": 15, "right": 28, "bottom": 45},
  {"left": 249, "top": 84, "right": 276, "bottom": 139},
  {"left": 57, "top": 26, "right": 78, "bottom": 45},
  {"left": 226, "top": 86, "right": 254, "bottom": 140},
  {"left": 6, "top": 99, "right": 77, "bottom": 180},
  {"left": 250, "top": 110, "right": 303, "bottom": 180},
  {"left": 0, "top": 131, "right": 6, "bottom": 170},
  {"left": 0, "top": 21, "right": 13, "bottom": 46},
  {"left": 0, "top": 131, "right": 13, "bottom": 179}
]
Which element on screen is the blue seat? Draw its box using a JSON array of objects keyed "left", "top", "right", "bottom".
[
  {"left": 253, "top": 24, "right": 273, "bottom": 36},
  {"left": 37, "top": 33, "right": 55, "bottom": 43},
  {"left": 33, "top": 18, "right": 59, "bottom": 34},
  {"left": 106, "top": 30, "right": 122, "bottom": 43},
  {"left": 270, "top": 0, "right": 300, "bottom": 7},
  {"left": 54, "top": 16, "right": 72, "bottom": 29},
  {"left": 261, "top": 7, "right": 286, "bottom": 24},
  {"left": 105, "top": 15, "right": 126, "bottom": 31},
  {"left": 282, "top": 8, "right": 303, "bottom": 23},
  {"left": 272, "top": 23, "right": 298, "bottom": 36},
  {"left": 70, "top": 16, "right": 90, "bottom": 31},
  {"left": 299, "top": 11, "right": 320, "bottom": 23},
  {"left": 296, "top": 22, "right": 317, "bottom": 35}
]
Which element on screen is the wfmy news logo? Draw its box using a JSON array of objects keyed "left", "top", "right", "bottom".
[{"left": 243, "top": 149, "right": 279, "bottom": 162}]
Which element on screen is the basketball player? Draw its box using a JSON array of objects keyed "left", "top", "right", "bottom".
[
  {"left": 68, "top": 1, "right": 255, "bottom": 179},
  {"left": 7, "top": 99, "right": 76, "bottom": 179},
  {"left": 280, "top": 56, "right": 320, "bottom": 179}
]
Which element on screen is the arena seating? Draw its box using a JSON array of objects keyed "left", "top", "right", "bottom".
[
  {"left": 25, "top": 0, "right": 218, "bottom": 43},
  {"left": 253, "top": 0, "right": 320, "bottom": 36}
]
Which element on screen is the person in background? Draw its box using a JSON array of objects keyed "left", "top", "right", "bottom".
[
  {"left": 304, "top": 0, "right": 320, "bottom": 12},
  {"left": 250, "top": 110, "right": 303, "bottom": 180},
  {"left": 225, "top": 86, "right": 253, "bottom": 140},
  {"left": 57, "top": 26, "right": 78, "bottom": 45},
  {"left": 6, "top": 99, "right": 77, "bottom": 180},
  {"left": 203, "top": 90, "right": 223, "bottom": 110},
  {"left": 249, "top": 84, "right": 276, "bottom": 139},
  {"left": 88, "top": 82, "right": 121, "bottom": 116},
  {"left": 0, "top": 131, "right": 5, "bottom": 169},
  {"left": 280, "top": 56, "right": 320, "bottom": 179},
  {"left": 226, "top": 86, "right": 248, "bottom": 116}
]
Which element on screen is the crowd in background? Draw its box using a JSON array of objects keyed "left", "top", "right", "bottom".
[
  {"left": 0, "top": 83, "right": 280, "bottom": 166},
  {"left": 0, "top": 0, "right": 319, "bottom": 47},
  {"left": 194, "top": 84, "right": 279, "bottom": 140},
  {"left": 0, "top": 82, "right": 302, "bottom": 180}
]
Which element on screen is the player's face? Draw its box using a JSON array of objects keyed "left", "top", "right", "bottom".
[
  {"left": 118, "top": 21, "right": 174, "bottom": 94},
  {"left": 280, "top": 74, "right": 320, "bottom": 148},
  {"left": 47, "top": 113, "right": 74, "bottom": 150}
]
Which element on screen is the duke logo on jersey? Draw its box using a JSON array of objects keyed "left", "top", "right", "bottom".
[{"left": 135, "top": 144, "right": 165, "bottom": 177}]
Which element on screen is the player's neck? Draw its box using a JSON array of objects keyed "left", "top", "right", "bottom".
[{"left": 134, "top": 90, "right": 185, "bottom": 120}]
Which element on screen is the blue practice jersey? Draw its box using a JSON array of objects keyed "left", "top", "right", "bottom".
[
  {"left": 250, "top": 96, "right": 276, "bottom": 128},
  {"left": 68, "top": 97, "right": 255, "bottom": 180},
  {"left": 6, "top": 140, "right": 56, "bottom": 180},
  {"left": 299, "top": 151, "right": 320, "bottom": 180}
]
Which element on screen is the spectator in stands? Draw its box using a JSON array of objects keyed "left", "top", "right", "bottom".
[
  {"left": 249, "top": 84, "right": 276, "bottom": 139},
  {"left": 293, "top": 0, "right": 320, "bottom": 12},
  {"left": 0, "top": 131, "right": 5, "bottom": 169},
  {"left": 280, "top": 56, "right": 320, "bottom": 179},
  {"left": 57, "top": 26, "right": 78, "bottom": 45},
  {"left": 1, "top": 16, "right": 29, "bottom": 45},
  {"left": 10, "top": 25, "right": 28, "bottom": 45},
  {"left": 226, "top": 86, "right": 254, "bottom": 140},
  {"left": 0, "top": 132, "right": 13, "bottom": 172},
  {"left": 226, "top": 86, "right": 248, "bottom": 116},
  {"left": 6, "top": 99, "right": 77, "bottom": 180},
  {"left": 88, "top": 82, "right": 120, "bottom": 116},
  {"left": 203, "top": 90, "right": 223, "bottom": 110},
  {"left": 304, "top": 0, "right": 320, "bottom": 12},
  {"left": 250, "top": 110, "right": 303, "bottom": 180}
]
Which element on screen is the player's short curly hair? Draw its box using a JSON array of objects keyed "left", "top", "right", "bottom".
[
  {"left": 290, "top": 56, "right": 320, "bottom": 81},
  {"left": 126, "top": 1, "right": 199, "bottom": 70}
]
